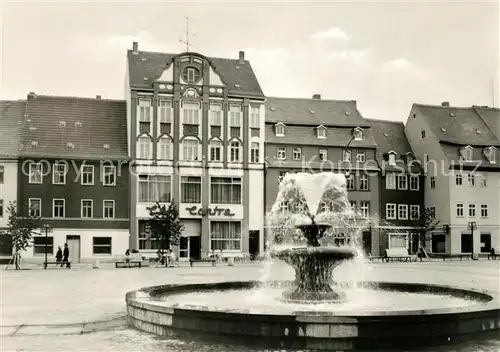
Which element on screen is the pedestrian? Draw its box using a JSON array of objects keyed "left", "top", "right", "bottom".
[
  {"left": 55, "top": 246, "right": 63, "bottom": 265},
  {"left": 62, "top": 243, "right": 70, "bottom": 268}
]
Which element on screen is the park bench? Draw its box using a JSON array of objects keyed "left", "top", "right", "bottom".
[
  {"left": 433, "top": 253, "right": 471, "bottom": 261},
  {"left": 189, "top": 258, "right": 217, "bottom": 267},
  {"left": 488, "top": 247, "right": 500, "bottom": 260},
  {"left": 43, "top": 261, "right": 71, "bottom": 269},
  {"left": 384, "top": 248, "right": 415, "bottom": 262},
  {"left": 367, "top": 256, "right": 385, "bottom": 263},
  {"left": 115, "top": 260, "right": 142, "bottom": 268}
]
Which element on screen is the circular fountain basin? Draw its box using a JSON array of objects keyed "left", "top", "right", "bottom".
[{"left": 126, "top": 280, "right": 500, "bottom": 351}]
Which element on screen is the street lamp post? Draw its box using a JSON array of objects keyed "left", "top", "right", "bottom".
[
  {"left": 467, "top": 221, "right": 477, "bottom": 259},
  {"left": 43, "top": 224, "right": 51, "bottom": 269}
]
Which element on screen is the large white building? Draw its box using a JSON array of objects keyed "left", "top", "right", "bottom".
[
  {"left": 125, "top": 43, "right": 266, "bottom": 260},
  {"left": 405, "top": 102, "right": 500, "bottom": 255}
]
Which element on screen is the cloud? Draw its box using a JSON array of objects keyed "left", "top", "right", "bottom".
[
  {"left": 324, "top": 49, "right": 374, "bottom": 66},
  {"left": 310, "top": 27, "right": 350, "bottom": 42}
]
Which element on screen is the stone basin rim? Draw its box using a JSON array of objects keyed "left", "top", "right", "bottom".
[{"left": 126, "top": 280, "right": 500, "bottom": 317}]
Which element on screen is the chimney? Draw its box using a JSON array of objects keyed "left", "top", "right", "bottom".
[
  {"left": 96, "top": 95, "right": 101, "bottom": 100},
  {"left": 312, "top": 94, "right": 321, "bottom": 100},
  {"left": 132, "top": 41, "right": 139, "bottom": 54},
  {"left": 441, "top": 101, "right": 450, "bottom": 107},
  {"left": 27, "top": 92, "right": 36, "bottom": 100},
  {"left": 238, "top": 50, "right": 245, "bottom": 63}
]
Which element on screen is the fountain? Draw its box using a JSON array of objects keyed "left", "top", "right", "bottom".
[{"left": 125, "top": 172, "right": 500, "bottom": 350}]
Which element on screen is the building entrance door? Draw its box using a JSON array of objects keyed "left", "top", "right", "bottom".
[
  {"left": 66, "top": 235, "right": 81, "bottom": 263},
  {"left": 179, "top": 236, "right": 189, "bottom": 261},
  {"left": 189, "top": 236, "right": 201, "bottom": 260},
  {"left": 461, "top": 233, "right": 473, "bottom": 253}
]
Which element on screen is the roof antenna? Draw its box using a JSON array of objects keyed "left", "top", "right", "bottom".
[{"left": 179, "top": 17, "right": 195, "bottom": 52}]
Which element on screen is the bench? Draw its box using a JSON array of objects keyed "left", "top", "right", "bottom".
[
  {"left": 189, "top": 258, "right": 217, "bottom": 267},
  {"left": 384, "top": 248, "right": 415, "bottom": 262},
  {"left": 367, "top": 256, "right": 385, "bottom": 263},
  {"left": 432, "top": 253, "right": 471, "bottom": 261},
  {"left": 115, "top": 261, "right": 142, "bottom": 268},
  {"left": 488, "top": 247, "right": 500, "bottom": 260},
  {"left": 43, "top": 261, "right": 71, "bottom": 269}
]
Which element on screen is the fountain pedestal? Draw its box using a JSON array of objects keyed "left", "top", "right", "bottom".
[{"left": 271, "top": 223, "right": 356, "bottom": 303}]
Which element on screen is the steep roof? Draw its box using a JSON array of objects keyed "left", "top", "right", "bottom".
[
  {"left": 367, "top": 118, "right": 422, "bottom": 172},
  {"left": 0, "top": 100, "right": 24, "bottom": 158},
  {"left": 473, "top": 106, "right": 500, "bottom": 140},
  {"left": 20, "top": 94, "right": 128, "bottom": 160},
  {"left": 266, "top": 97, "right": 370, "bottom": 127},
  {"left": 414, "top": 103, "right": 500, "bottom": 146},
  {"left": 127, "top": 50, "right": 264, "bottom": 98}
]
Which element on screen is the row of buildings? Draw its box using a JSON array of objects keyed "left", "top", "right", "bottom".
[{"left": 0, "top": 42, "right": 498, "bottom": 263}]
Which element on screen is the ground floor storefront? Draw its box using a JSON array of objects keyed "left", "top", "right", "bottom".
[
  {"left": 377, "top": 227, "right": 423, "bottom": 256},
  {"left": 431, "top": 226, "right": 500, "bottom": 255}
]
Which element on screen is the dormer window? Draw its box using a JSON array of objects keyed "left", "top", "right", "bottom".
[
  {"left": 316, "top": 125, "right": 327, "bottom": 139},
  {"left": 460, "top": 145, "right": 473, "bottom": 161},
  {"left": 387, "top": 151, "right": 397, "bottom": 165},
  {"left": 484, "top": 146, "right": 497, "bottom": 164},
  {"left": 353, "top": 127, "right": 363, "bottom": 140},
  {"left": 275, "top": 123, "right": 285, "bottom": 137}
]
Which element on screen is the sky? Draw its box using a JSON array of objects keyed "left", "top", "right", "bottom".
[{"left": 1, "top": 1, "right": 499, "bottom": 122}]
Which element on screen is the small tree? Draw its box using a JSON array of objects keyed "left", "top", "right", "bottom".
[
  {"left": 148, "top": 200, "right": 184, "bottom": 251},
  {"left": 411, "top": 207, "right": 440, "bottom": 255},
  {"left": 0, "top": 201, "right": 41, "bottom": 270}
]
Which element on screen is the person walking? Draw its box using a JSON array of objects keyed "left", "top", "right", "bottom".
[
  {"left": 62, "top": 243, "right": 70, "bottom": 268},
  {"left": 55, "top": 246, "right": 63, "bottom": 265}
]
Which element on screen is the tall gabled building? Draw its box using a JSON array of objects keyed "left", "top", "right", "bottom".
[
  {"left": 125, "top": 42, "right": 266, "bottom": 260},
  {"left": 264, "top": 94, "right": 381, "bottom": 255},
  {"left": 405, "top": 102, "right": 500, "bottom": 255},
  {"left": 0, "top": 100, "right": 24, "bottom": 260},
  {"left": 17, "top": 93, "right": 130, "bottom": 262},
  {"left": 368, "top": 119, "right": 425, "bottom": 255}
]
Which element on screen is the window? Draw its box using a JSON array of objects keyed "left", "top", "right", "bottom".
[
  {"left": 293, "top": 148, "right": 302, "bottom": 160},
  {"left": 52, "top": 162, "right": 67, "bottom": 185},
  {"left": 353, "top": 127, "right": 363, "bottom": 140},
  {"left": 229, "top": 105, "right": 241, "bottom": 128},
  {"left": 81, "top": 165, "right": 94, "bottom": 185},
  {"left": 0, "top": 165, "right": 3, "bottom": 184},
  {"left": 211, "top": 177, "right": 241, "bottom": 204},
  {"left": 317, "top": 126, "right": 326, "bottom": 139},
  {"left": 481, "top": 204, "right": 488, "bottom": 218},
  {"left": 210, "top": 140, "right": 222, "bottom": 161},
  {"left": 138, "top": 220, "right": 160, "bottom": 250},
  {"left": 0, "top": 199, "right": 3, "bottom": 217},
  {"left": 346, "top": 174, "right": 355, "bottom": 190},
  {"left": 250, "top": 106, "right": 260, "bottom": 128},
  {"left": 479, "top": 174, "right": 487, "bottom": 187},
  {"left": 103, "top": 200, "right": 115, "bottom": 219},
  {"left": 210, "top": 103, "right": 222, "bottom": 126},
  {"left": 158, "top": 100, "right": 172, "bottom": 124},
  {"left": 138, "top": 175, "right": 171, "bottom": 203},
  {"left": 138, "top": 99, "right": 151, "bottom": 134},
  {"left": 250, "top": 142, "right": 260, "bottom": 163},
  {"left": 182, "top": 102, "right": 200, "bottom": 125},
  {"left": 427, "top": 206, "right": 436, "bottom": 219},
  {"left": 343, "top": 150, "right": 351, "bottom": 162},
  {"left": 456, "top": 203, "right": 464, "bottom": 217},
  {"left": 183, "top": 138, "right": 199, "bottom": 161},
  {"left": 182, "top": 66, "right": 201, "bottom": 83},
  {"left": 468, "top": 203, "right": 476, "bottom": 217},
  {"left": 229, "top": 141, "right": 241, "bottom": 162},
  {"left": 0, "top": 232, "right": 12, "bottom": 256},
  {"left": 421, "top": 130, "right": 426, "bottom": 139},
  {"left": 410, "top": 205, "right": 420, "bottom": 220},
  {"left": 389, "top": 233, "right": 408, "bottom": 249},
  {"left": 430, "top": 176, "right": 435, "bottom": 189},
  {"left": 210, "top": 221, "right": 242, "bottom": 251},
  {"left": 350, "top": 201, "right": 356, "bottom": 210},
  {"left": 385, "top": 173, "right": 396, "bottom": 189},
  {"left": 81, "top": 199, "right": 93, "bottom": 218},
  {"left": 484, "top": 146, "right": 497, "bottom": 163},
  {"left": 319, "top": 149, "right": 328, "bottom": 161},
  {"left": 455, "top": 173, "right": 463, "bottom": 185},
  {"left": 398, "top": 204, "right": 408, "bottom": 220},
  {"left": 29, "top": 162, "right": 43, "bottom": 184},
  {"left": 467, "top": 173, "right": 475, "bottom": 186},
  {"left": 53, "top": 199, "right": 65, "bottom": 218},
  {"left": 29, "top": 198, "right": 41, "bottom": 217},
  {"left": 277, "top": 147, "right": 286, "bottom": 160},
  {"left": 397, "top": 175, "right": 407, "bottom": 190},
  {"left": 33, "top": 236, "right": 53, "bottom": 255},
  {"left": 360, "top": 202, "right": 369, "bottom": 218},
  {"left": 356, "top": 151, "right": 365, "bottom": 162},
  {"left": 156, "top": 137, "right": 172, "bottom": 160},
  {"left": 386, "top": 203, "right": 396, "bottom": 220},
  {"left": 93, "top": 237, "right": 112, "bottom": 255},
  {"left": 360, "top": 174, "right": 369, "bottom": 190},
  {"left": 102, "top": 166, "right": 116, "bottom": 186},
  {"left": 278, "top": 171, "right": 287, "bottom": 184},
  {"left": 275, "top": 124, "right": 285, "bottom": 137},
  {"left": 461, "top": 146, "right": 473, "bottom": 161},
  {"left": 388, "top": 153, "right": 396, "bottom": 165},
  {"left": 181, "top": 176, "right": 202, "bottom": 203},
  {"left": 137, "top": 136, "right": 152, "bottom": 159},
  {"left": 409, "top": 175, "right": 419, "bottom": 190}
]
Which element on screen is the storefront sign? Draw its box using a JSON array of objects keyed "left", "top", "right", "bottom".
[{"left": 186, "top": 205, "right": 235, "bottom": 217}]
